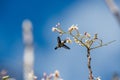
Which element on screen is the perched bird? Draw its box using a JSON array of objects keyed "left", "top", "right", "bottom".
[{"left": 55, "top": 37, "right": 70, "bottom": 50}]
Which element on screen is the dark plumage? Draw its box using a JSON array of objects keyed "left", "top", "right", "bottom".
[{"left": 54, "top": 37, "right": 70, "bottom": 50}]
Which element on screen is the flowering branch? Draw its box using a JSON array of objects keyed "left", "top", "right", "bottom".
[
  {"left": 0, "top": 70, "right": 16, "bottom": 80},
  {"left": 52, "top": 23, "right": 115, "bottom": 80},
  {"left": 41, "top": 70, "right": 63, "bottom": 80}
]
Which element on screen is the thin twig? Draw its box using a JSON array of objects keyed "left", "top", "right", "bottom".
[{"left": 90, "top": 40, "right": 116, "bottom": 50}]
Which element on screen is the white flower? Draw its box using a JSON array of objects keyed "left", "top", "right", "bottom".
[
  {"left": 74, "top": 38, "right": 80, "bottom": 44},
  {"left": 54, "top": 70, "right": 60, "bottom": 78},
  {"left": 57, "top": 22, "right": 60, "bottom": 26},
  {"left": 96, "top": 77, "right": 101, "bottom": 80},
  {"left": 66, "top": 37, "right": 72, "bottom": 43},
  {"left": 84, "top": 32, "right": 91, "bottom": 38},
  {"left": 68, "top": 24, "right": 78, "bottom": 33},
  {"left": 34, "top": 76, "right": 37, "bottom": 80},
  {"left": 41, "top": 70, "right": 63, "bottom": 80},
  {"left": 48, "top": 73, "right": 53, "bottom": 79},
  {"left": 55, "top": 22, "right": 60, "bottom": 27},
  {"left": 43, "top": 72, "right": 47, "bottom": 78},
  {"left": 52, "top": 27, "right": 64, "bottom": 35},
  {"left": 52, "top": 27, "right": 57, "bottom": 32}
]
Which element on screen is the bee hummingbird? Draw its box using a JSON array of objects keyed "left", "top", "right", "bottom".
[{"left": 55, "top": 36, "right": 70, "bottom": 50}]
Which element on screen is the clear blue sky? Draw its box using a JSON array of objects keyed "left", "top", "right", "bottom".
[{"left": 0, "top": 0, "right": 120, "bottom": 80}]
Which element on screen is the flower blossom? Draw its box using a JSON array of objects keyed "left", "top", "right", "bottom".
[
  {"left": 74, "top": 37, "right": 80, "bottom": 44},
  {"left": 66, "top": 37, "right": 72, "bottom": 43},
  {"left": 0, "top": 70, "right": 7, "bottom": 77},
  {"left": 52, "top": 27, "right": 64, "bottom": 35},
  {"left": 52, "top": 27, "right": 57, "bottom": 32},
  {"left": 68, "top": 24, "right": 78, "bottom": 33},
  {"left": 41, "top": 70, "right": 63, "bottom": 80},
  {"left": 53, "top": 70, "right": 60, "bottom": 78},
  {"left": 84, "top": 32, "right": 91, "bottom": 38},
  {"left": 56, "top": 22, "right": 60, "bottom": 27},
  {"left": 34, "top": 76, "right": 37, "bottom": 80}
]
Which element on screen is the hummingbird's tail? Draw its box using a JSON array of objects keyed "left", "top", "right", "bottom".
[{"left": 54, "top": 47, "right": 58, "bottom": 50}]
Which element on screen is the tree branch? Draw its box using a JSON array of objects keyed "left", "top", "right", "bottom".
[
  {"left": 90, "top": 40, "right": 116, "bottom": 50},
  {"left": 87, "top": 48, "right": 94, "bottom": 80}
]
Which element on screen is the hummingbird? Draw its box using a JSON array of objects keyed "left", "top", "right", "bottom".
[{"left": 55, "top": 36, "right": 70, "bottom": 50}]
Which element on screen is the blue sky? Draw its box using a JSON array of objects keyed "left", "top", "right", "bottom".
[{"left": 0, "top": 0, "right": 120, "bottom": 80}]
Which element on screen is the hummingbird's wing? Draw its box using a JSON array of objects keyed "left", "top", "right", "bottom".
[
  {"left": 63, "top": 44, "right": 70, "bottom": 49},
  {"left": 57, "top": 36, "right": 61, "bottom": 44}
]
